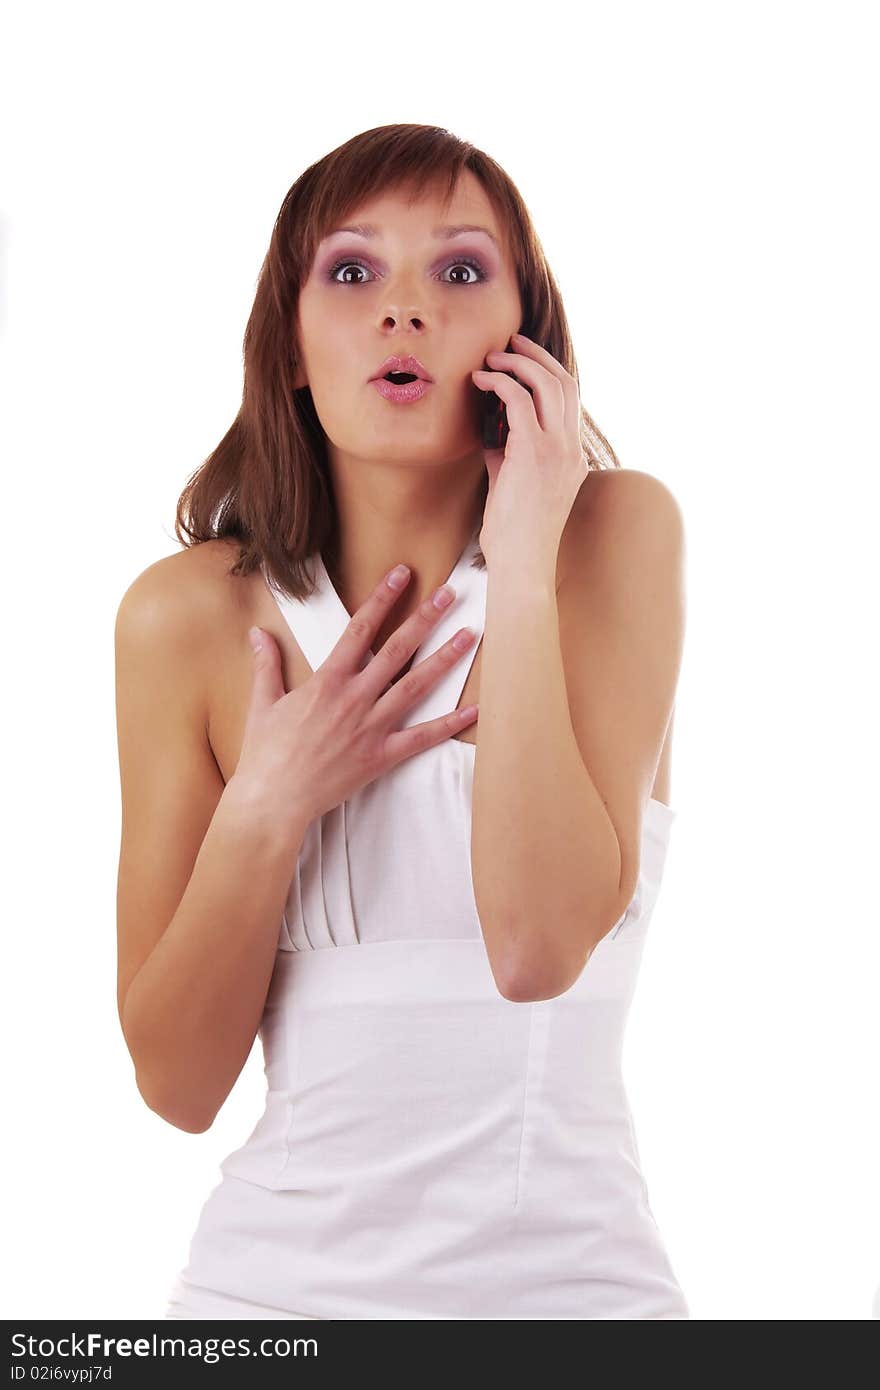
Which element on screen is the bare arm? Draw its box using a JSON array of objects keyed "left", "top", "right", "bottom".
[
  {"left": 121, "top": 780, "right": 306, "bottom": 1133},
  {"left": 471, "top": 566, "right": 620, "bottom": 1003},
  {"left": 471, "top": 472, "right": 685, "bottom": 1003},
  {"left": 114, "top": 557, "right": 306, "bottom": 1133},
  {"left": 116, "top": 547, "right": 482, "bottom": 1129}
]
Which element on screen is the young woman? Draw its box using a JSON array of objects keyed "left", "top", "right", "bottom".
[{"left": 115, "top": 123, "right": 688, "bottom": 1320}]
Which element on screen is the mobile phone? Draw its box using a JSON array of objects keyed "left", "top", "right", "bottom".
[
  {"left": 479, "top": 340, "right": 539, "bottom": 449},
  {"left": 481, "top": 382, "right": 509, "bottom": 450}
]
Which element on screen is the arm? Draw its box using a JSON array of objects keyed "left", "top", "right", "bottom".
[
  {"left": 471, "top": 471, "right": 686, "bottom": 1003},
  {"left": 470, "top": 566, "right": 620, "bottom": 1003},
  {"left": 115, "top": 558, "right": 307, "bottom": 1133}
]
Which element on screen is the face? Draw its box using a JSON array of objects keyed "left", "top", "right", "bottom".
[{"left": 294, "top": 170, "right": 523, "bottom": 467}]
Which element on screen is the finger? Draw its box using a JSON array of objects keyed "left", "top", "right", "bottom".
[
  {"left": 247, "top": 626, "right": 286, "bottom": 709},
  {"left": 356, "top": 583, "right": 462, "bottom": 699},
  {"left": 491, "top": 336, "right": 579, "bottom": 423},
  {"left": 324, "top": 564, "right": 413, "bottom": 673},
  {"left": 473, "top": 361, "right": 563, "bottom": 432},
  {"left": 375, "top": 626, "right": 476, "bottom": 721},
  {"left": 382, "top": 702, "right": 479, "bottom": 767}
]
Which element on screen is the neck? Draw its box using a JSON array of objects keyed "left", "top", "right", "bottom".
[{"left": 323, "top": 482, "right": 486, "bottom": 622}]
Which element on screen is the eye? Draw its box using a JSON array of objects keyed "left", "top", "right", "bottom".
[
  {"left": 442, "top": 260, "right": 487, "bottom": 285},
  {"left": 325, "top": 256, "right": 489, "bottom": 286}
]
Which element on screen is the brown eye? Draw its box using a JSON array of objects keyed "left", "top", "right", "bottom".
[{"left": 325, "top": 256, "right": 489, "bottom": 286}]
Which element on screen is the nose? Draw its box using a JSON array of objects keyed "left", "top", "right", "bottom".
[
  {"left": 376, "top": 271, "right": 428, "bottom": 334},
  {"left": 381, "top": 312, "right": 425, "bottom": 332}
]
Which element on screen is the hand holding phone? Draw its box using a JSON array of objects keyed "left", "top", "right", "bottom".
[
  {"left": 481, "top": 381, "right": 509, "bottom": 450},
  {"left": 478, "top": 337, "right": 539, "bottom": 450}
]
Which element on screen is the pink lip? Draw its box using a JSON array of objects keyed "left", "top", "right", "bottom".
[
  {"left": 370, "top": 354, "right": 433, "bottom": 382},
  {"left": 371, "top": 378, "right": 433, "bottom": 403}
]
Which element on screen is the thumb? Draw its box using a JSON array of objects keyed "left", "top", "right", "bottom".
[{"left": 248, "top": 626, "right": 285, "bottom": 705}]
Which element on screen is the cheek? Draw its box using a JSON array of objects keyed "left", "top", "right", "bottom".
[{"left": 295, "top": 286, "right": 342, "bottom": 350}]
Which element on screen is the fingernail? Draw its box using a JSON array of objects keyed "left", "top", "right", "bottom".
[
  {"left": 433, "top": 584, "right": 455, "bottom": 608},
  {"left": 249, "top": 626, "right": 262, "bottom": 652},
  {"left": 388, "top": 564, "right": 410, "bottom": 590}
]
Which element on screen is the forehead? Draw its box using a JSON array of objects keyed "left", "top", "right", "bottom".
[{"left": 317, "top": 175, "right": 507, "bottom": 254}]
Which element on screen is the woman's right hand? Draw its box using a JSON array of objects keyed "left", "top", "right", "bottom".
[{"left": 233, "top": 565, "right": 479, "bottom": 828}]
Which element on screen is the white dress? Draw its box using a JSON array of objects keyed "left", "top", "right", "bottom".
[{"left": 164, "top": 526, "right": 689, "bottom": 1320}]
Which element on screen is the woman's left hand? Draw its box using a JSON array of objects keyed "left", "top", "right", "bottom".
[{"left": 472, "top": 332, "right": 589, "bottom": 572}]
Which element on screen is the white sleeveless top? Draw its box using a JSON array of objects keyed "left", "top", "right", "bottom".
[{"left": 169, "top": 526, "right": 689, "bottom": 1320}]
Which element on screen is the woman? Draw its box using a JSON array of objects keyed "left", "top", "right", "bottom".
[{"left": 115, "top": 123, "right": 688, "bottom": 1320}]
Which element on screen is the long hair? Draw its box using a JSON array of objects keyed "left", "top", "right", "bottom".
[{"left": 174, "top": 123, "right": 622, "bottom": 602}]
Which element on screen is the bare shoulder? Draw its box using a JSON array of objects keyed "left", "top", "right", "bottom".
[
  {"left": 116, "top": 538, "right": 244, "bottom": 627},
  {"left": 115, "top": 539, "right": 247, "bottom": 702},
  {"left": 577, "top": 465, "right": 683, "bottom": 529},
  {"left": 561, "top": 466, "right": 684, "bottom": 587}
]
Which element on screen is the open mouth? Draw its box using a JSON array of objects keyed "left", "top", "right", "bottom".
[{"left": 384, "top": 371, "right": 419, "bottom": 384}]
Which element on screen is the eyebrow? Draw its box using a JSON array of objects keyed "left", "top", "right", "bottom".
[{"left": 319, "top": 222, "right": 501, "bottom": 250}]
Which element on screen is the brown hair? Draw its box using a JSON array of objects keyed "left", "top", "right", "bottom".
[{"left": 174, "top": 123, "right": 622, "bottom": 602}]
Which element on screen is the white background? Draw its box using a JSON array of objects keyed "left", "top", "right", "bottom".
[{"left": 2, "top": 0, "right": 877, "bottom": 1321}]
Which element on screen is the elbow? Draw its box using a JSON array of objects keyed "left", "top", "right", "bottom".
[
  {"left": 478, "top": 902, "right": 579, "bottom": 1003},
  {"left": 162, "top": 1109, "right": 215, "bottom": 1136},
  {"left": 491, "top": 906, "right": 619, "bottom": 1004},
  {"left": 497, "top": 958, "right": 584, "bottom": 1003},
  {"left": 152, "top": 1096, "right": 216, "bottom": 1135},
  {"left": 136, "top": 1070, "right": 216, "bottom": 1134},
  {"left": 494, "top": 941, "right": 588, "bottom": 1003}
]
